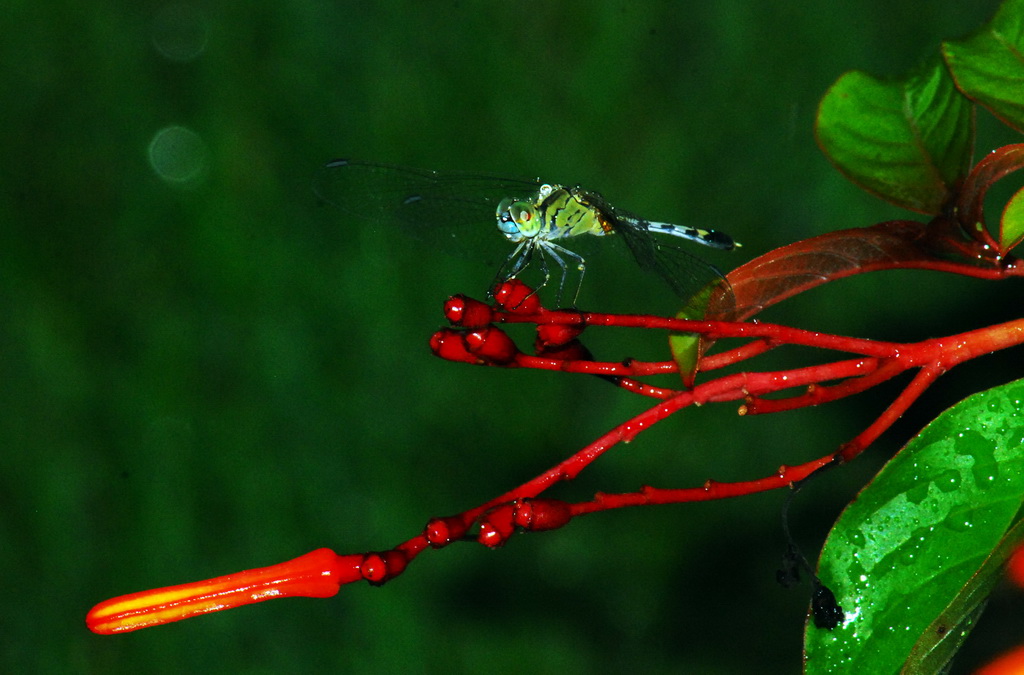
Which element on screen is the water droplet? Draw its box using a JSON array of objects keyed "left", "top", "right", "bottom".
[
  {"left": 905, "top": 482, "right": 930, "bottom": 504},
  {"left": 898, "top": 548, "right": 916, "bottom": 566},
  {"left": 934, "top": 469, "right": 961, "bottom": 493},
  {"left": 943, "top": 514, "right": 973, "bottom": 532}
]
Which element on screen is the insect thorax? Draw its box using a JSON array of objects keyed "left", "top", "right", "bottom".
[{"left": 536, "top": 185, "right": 610, "bottom": 241}]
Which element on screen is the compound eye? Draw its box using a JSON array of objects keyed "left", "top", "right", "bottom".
[
  {"left": 515, "top": 207, "right": 532, "bottom": 224},
  {"left": 496, "top": 197, "right": 515, "bottom": 219}
]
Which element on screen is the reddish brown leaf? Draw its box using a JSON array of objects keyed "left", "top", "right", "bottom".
[
  {"left": 718, "top": 220, "right": 1012, "bottom": 321},
  {"left": 956, "top": 143, "right": 1024, "bottom": 252}
]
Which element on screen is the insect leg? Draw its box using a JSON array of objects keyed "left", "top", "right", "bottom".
[
  {"left": 490, "top": 241, "right": 531, "bottom": 297},
  {"left": 540, "top": 241, "right": 586, "bottom": 307},
  {"left": 535, "top": 245, "right": 551, "bottom": 296}
]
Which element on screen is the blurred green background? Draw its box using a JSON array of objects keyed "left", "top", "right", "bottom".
[{"left": 2, "top": 1, "right": 1020, "bottom": 672}]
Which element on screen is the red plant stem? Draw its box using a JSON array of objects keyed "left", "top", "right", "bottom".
[
  {"left": 87, "top": 303, "right": 1024, "bottom": 633},
  {"left": 496, "top": 319, "right": 1024, "bottom": 411},
  {"left": 838, "top": 364, "right": 945, "bottom": 462},
  {"left": 500, "top": 310, "right": 906, "bottom": 358},
  {"left": 743, "top": 357, "right": 895, "bottom": 414},
  {"left": 608, "top": 377, "right": 678, "bottom": 399},
  {"left": 512, "top": 354, "right": 680, "bottom": 377},
  {"left": 448, "top": 319, "right": 1024, "bottom": 519},
  {"left": 567, "top": 366, "right": 933, "bottom": 516},
  {"left": 571, "top": 455, "right": 838, "bottom": 514},
  {"left": 508, "top": 350, "right": 877, "bottom": 384},
  {"left": 733, "top": 358, "right": 881, "bottom": 405},
  {"left": 425, "top": 314, "right": 1024, "bottom": 530},
  {"left": 700, "top": 338, "right": 779, "bottom": 371},
  {"left": 974, "top": 645, "right": 1024, "bottom": 675}
]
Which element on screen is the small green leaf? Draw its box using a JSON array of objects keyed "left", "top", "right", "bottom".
[
  {"left": 816, "top": 57, "right": 974, "bottom": 214},
  {"left": 669, "top": 279, "right": 724, "bottom": 384},
  {"left": 943, "top": 0, "right": 1024, "bottom": 134},
  {"left": 667, "top": 329, "right": 700, "bottom": 384},
  {"left": 1001, "top": 185, "right": 1024, "bottom": 251},
  {"left": 804, "top": 379, "right": 1024, "bottom": 674}
]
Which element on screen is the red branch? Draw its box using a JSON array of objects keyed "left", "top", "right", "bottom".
[
  {"left": 86, "top": 278, "right": 1024, "bottom": 634},
  {"left": 81, "top": 142, "right": 1024, "bottom": 639},
  {"left": 85, "top": 145, "right": 1024, "bottom": 633}
]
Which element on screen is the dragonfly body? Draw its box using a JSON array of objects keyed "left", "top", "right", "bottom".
[{"left": 315, "top": 159, "right": 738, "bottom": 306}]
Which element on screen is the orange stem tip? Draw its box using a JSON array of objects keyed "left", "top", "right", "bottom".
[{"left": 87, "top": 548, "right": 362, "bottom": 634}]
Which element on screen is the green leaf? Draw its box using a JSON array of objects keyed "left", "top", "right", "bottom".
[
  {"left": 815, "top": 57, "right": 974, "bottom": 214},
  {"left": 901, "top": 516, "right": 1024, "bottom": 673},
  {"left": 804, "top": 379, "right": 1024, "bottom": 674},
  {"left": 943, "top": 0, "right": 1024, "bottom": 134},
  {"left": 1001, "top": 185, "right": 1024, "bottom": 251}
]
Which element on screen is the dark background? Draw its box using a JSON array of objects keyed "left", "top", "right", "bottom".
[{"left": 2, "top": 1, "right": 1019, "bottom": 672}]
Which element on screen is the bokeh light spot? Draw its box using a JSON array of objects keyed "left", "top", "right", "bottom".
[
  {"left": 147, "top": 125, "right": 209, "bottom": 185},
  {"left": 151, "top": 4, "right": 209, "bottom": 63}
]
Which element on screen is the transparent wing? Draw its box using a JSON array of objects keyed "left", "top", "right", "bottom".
[
  {"left": 313, "top": 160, "right": 542, "bottom": 265},
  {"left": 605, "top": 206, "right": 736, "bottom": 309}
]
